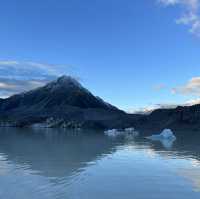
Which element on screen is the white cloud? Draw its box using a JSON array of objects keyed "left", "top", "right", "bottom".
[
  {"left": 127, "top": 98, "right": 200, "bottom": 114},
  {"left": 159, "top": 0, "right": 180, "bottom": 5},
  {"left": 127, "top": 76, "right": 200, "bottom": 114},
  {"left": 172, "top": 77, "right": 200, "bottom": 95},
  {"left": 127, "top": 103, "right": 178, "bottom": 114},
  {"left": 0, "top": 78, "right": 51, "bottom": 98},
  {"left": 0, "top": 82, "right": 15, "bottom": 89},
  {"left": 127, "top": 105, "right": 158, "bottom": 114},
  {"left": 0, "top": 60, "right": 71, "bottom": 98},
  {"left": 0, "top": 60, "right": 68, "bottom": 78},
  {"left": 0, "top": 61, "right": 19, "bottom": 66},
  {"left": 158, "top": 0, "right": 200, "bottom": 36},
  {"left": 185, "top": 98, "right": 200, "bottom": 104}
]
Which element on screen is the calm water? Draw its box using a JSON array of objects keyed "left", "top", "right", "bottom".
[{"left": 0, "top": 128, "right": 200, "bottom": 199}]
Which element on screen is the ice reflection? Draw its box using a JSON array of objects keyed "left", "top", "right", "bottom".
[{"left": 0, "top": 128, "right": 200, "bottom": 199}]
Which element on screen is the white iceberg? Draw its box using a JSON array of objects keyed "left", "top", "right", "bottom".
[
  {"left": 104, "top": 128, "right": 139, "bottom": 138},
  {"left": 146, "top": 129, "right": 176, "bottom": 149},
  {"left": 104, "top": 129, "right": 123, "bottom": 137},
  {"left": 146, "top": 129, "right": 176, "bottom": 141},
  {"left": 124, "top": 127, "right": 135, "bottom": 133}
]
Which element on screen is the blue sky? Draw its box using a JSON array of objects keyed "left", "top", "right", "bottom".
[{"left": 0, "top": 0, "right": 200, "bottom": 111}]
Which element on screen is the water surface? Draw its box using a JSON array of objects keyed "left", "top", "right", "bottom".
[{"left": 0, "top": 128, "right": 200, "bottom": 199}]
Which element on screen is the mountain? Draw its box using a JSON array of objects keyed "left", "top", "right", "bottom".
[
  {"left": 0, "top": 76, "right": 137, "bottom": 129},
  {"left": 0, "top": 76, "right": 117, "bottom": 111},
  {"left": 1, "top": 75, "right": 200, "bottom": 132},
  {"left": 135, "top": 104, "right": 200, "bottom": 133}
]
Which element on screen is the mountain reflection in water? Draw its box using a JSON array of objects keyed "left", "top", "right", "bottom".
[{"left": 0, "top": 128, "right": 200, "bottom": 199}]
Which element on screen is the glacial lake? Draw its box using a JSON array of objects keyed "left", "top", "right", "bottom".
[{"left": 0, "top": 128, "right": 200, "bottom": 199}]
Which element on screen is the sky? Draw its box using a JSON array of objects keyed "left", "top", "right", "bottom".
[{"left": 0, "top": 0, "right": 200, "bottom": 112}]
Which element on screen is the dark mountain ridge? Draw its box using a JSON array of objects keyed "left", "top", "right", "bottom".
[{"left": 135, "top": 104, "right": 200, "bottom": 133}]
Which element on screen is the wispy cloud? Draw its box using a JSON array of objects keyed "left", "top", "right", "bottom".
[
  {"left": 127, "top": 103, "right": 178, "bottom": 114},
  {"left": 172, "top": 76, "right": 200, "bottom": 95},
  {"left": 185, "top": 98, "right": 200, "bottom": 104},
  {"left": 0, "top": 60, "right": 70, "bottom": 98},
  {"left": 127, "top": 99, "right": 200, "bottom": 114},
  {"left": 128, "top": 76, "right": 200, "bottom": 114},
  {"left": 158, "top": 0, "right": 200, "bottom": 36}
]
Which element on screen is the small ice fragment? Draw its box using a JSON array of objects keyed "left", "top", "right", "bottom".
[
  {"left": 125, "top": 127, "right": 135, "bottom": 133},
  {"left": 104, "top": 129, "right": 122, "bottom": 137},
  {"left": 104, "top": 127, "right": 139, "bottom": 138}
]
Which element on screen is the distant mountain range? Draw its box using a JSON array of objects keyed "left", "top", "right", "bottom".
[
  {"left": 0, "top": 75, "right": 200, "bottom": 132},
  {"left": 135, "top": 104, "right": 200, "bottom": 132}
]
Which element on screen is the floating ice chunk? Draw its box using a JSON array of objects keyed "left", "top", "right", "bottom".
[
  {"left": 160, "top": 129, "right": 176, "bottom": 139},
  {"left": 146, "top": 129, "right": 176, "bottom": 141},
  {"left": 104, "top": 128, "right": 139, "bottom": 138},
  {"left": 125, "top": 127, "right": 135, "bottom": 133},
  {"left": 104, "top": 129, "right": 123, "bottom": 137},
  {"left": 146, "top": 129, "right": 176, "bottom": 149}
]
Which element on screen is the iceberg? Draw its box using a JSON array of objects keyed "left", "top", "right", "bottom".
[
  {"left": 104, "top": 129, "right": 124, "bottom": 137},
  {"left": 146, "top": 129, "right": 176, "bottom": 141},
  {"left": 146, "top": 129, "right": 176, "bottom": 149},
  {"left": 125, "top": 127, "right": 135, "bottom": 133},
  {"left": 104, "top": 128, "right": 139, "bottom": 138}
]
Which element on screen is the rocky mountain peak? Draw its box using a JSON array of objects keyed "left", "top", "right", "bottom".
[
  {"left": 45, "top": 75, "right": 83, "bottom": 92},
  {"left": 56, "top": 75, "right": 80, "bottom": 86}
]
